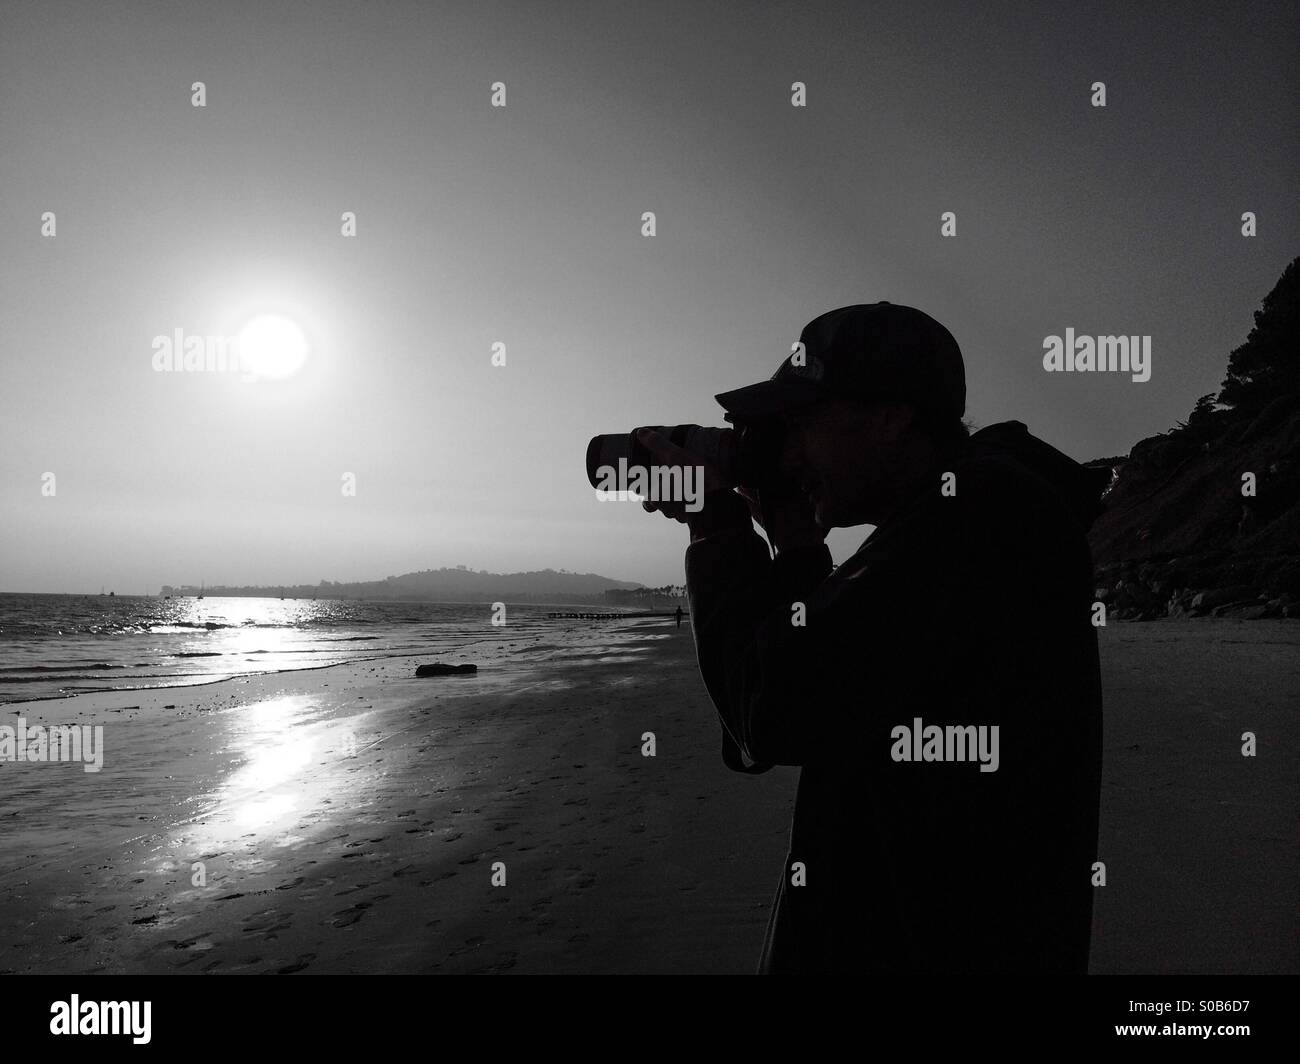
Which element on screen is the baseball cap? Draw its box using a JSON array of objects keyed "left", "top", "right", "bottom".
[{"left": 715, "top": 302, "right": 966, "bottom": 423}]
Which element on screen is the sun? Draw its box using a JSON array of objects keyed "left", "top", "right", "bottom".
[{"left": 236, "top": 314, "right": 310, "bottom": 380}]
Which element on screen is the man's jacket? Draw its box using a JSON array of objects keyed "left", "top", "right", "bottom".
[{"left": 684, "top": 422, "right": 1105, "bottom": 974}]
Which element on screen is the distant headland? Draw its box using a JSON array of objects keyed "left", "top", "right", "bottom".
[{"left": 161, "top": 566, "right": 686, "bottom": 607}]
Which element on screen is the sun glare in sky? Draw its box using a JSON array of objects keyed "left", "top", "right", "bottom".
[{"left": 236, "top": 314, "right": 310, "bottom": 380}]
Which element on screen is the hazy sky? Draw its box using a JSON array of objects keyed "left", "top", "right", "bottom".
[{"left": 2, "top": 0, "right": 1296, "bottom": 593}]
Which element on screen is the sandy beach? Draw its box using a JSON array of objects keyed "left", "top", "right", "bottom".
[
  {"left": 0, "top": 619, "right": 796, "bottom": 974},
  {"left": 1, "top": 618, "right": 1294, "bottom": 975},
  {"left": 1089, "top": 620, "right": 1298, "bottom": 974}
]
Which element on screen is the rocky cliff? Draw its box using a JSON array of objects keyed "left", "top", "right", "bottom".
[{"left": 1087, "top": 257, "right": 1299, "bottom": 620}]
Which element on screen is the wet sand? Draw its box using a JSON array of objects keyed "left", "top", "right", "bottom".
[
  {"left": 0, "top": 620, "right": 795, "bottom": 974},
  {"left": 1, "top": 618, "right": 1293, "bottom": 974}
]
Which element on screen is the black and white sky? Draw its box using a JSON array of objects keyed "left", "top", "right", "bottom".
[{"left": 2, "top": 0, "right": 1296, "bottom": 591}]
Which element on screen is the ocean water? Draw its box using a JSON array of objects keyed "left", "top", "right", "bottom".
[{"left": 0, "top": 594, "right": 607, "bottom": 704}]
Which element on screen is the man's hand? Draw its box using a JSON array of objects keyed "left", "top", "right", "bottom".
[
  {"left": 636, "top": 427, "right": 828, "bottom": 552},
  {"left": 634, "top": 429, "right": 736, "bottom": 532}
]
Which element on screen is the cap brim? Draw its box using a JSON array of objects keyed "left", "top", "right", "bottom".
[{"left": 715, "top": 377, "right": 823, "bottom": 420}]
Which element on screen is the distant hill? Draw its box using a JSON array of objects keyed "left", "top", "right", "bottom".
[
  {"left": 1087, "top": 256, "right": 1300, "bottom": 619},
  {"left": 163, "top": 566, "right": 646, "bottom": 604}
]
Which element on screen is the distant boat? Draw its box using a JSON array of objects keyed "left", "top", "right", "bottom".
[
  {"left": 108, "top": 591, "right": 115, "bottom": 597},
  {"left": 197, "top": 582, "right": 205, "bottom": 601}
]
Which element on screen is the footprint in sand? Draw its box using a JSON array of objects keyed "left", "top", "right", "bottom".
[
  {"left": 168, "top": 935, "right": 215, "bottom": 951},
  {"left": 329, "top": 895, "right": 389, "bottom": 928},
  {"left": 331, "top": 903, "right": 370, "bottom": 928}
]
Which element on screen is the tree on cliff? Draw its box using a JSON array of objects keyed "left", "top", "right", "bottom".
[{"left": 1218, "top": 255, "right": 1300, "bottom": 412}]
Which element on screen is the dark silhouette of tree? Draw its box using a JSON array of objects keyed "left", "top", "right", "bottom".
[
  {"left": 1218, "top": 256, "right": 1300, "bottom": 411},
  {"left": 1169, "top": 392, "right": 1224, "bottom": 443}
]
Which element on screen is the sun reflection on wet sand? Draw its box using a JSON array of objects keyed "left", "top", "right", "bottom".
[{"left": 179, "top": 695, "right": 363, "bottom": 848}]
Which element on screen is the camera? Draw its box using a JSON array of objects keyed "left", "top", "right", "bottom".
[{"left": 585, "top": 418, "right": 792, "bottom": 495}]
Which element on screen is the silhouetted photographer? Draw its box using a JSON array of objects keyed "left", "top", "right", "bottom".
[{"left": 637, "top": 302, "right": 1106, "bottom": 974}]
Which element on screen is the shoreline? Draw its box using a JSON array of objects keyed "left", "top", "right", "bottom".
[
  {"left": 0, "top": 642, "right": 511, "bottom": 709},
  {"left": 0, "top": 595, "right": 660, "bottom": 707},
  {"left": 1, "top": 608, "right": 1287, "bottom": 710}
]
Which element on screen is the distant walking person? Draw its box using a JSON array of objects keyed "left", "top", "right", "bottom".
[
  {"left": 640, "top": 303, "right": 1105, "bottom": 974},
  {"left": 675, "top": 605, "right": 684, "bottom": 628}
]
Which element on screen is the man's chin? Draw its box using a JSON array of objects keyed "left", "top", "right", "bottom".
[{"left": 816, "top": 496, "right": 869, "bottom": 529}]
